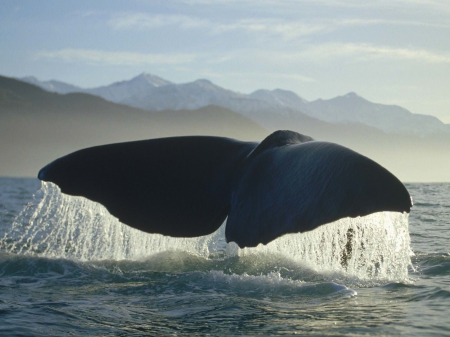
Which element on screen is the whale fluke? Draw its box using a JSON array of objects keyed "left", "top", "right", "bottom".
[
  {"left": 226, "top": 134, "right": 411, "bottom": 247},
  {"left": 38, "top": 136, "right": 257, "bottom": 238},
  {"left": 38, "top": 130, "right": 412, "bottom": 248}
]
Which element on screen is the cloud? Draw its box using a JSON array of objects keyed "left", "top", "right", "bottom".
[
  {"left": 279, "top": 43, "right": 450, "bottom": 63},
  {"left": 219, "top": 17, "right": 450, "bottom": 37},
  {"left": 34, "top": 43, "right": 449, "bottom": 71},
  {"left": 106, "top": 11, "right": 450, "bottom": 43},
  {"left": 34, "top": 49, "right": 197, "bottom": 66},
  {"left": 108, "top": 13, "right": 208, "bottom": 30},
  {"left": 211, "top": 17, "right": 450, "bottom": 39},
  {"left": 172, "top": 0, "right": 450, "bottom": 10},
  {"left": 339, "top": 18, "right": 450, "bottom": 29},
  {"left": 301, "top": 0, "right": 450, "bottom": 10},
  {"left": 109, "top": 13, "right": 332, "bottom": 39},
  {"left": 107, "top": 13, "right": 332, "bottom": 40},
  {"left": 211, "top": 19, "right": 330, "bottom": 40}
]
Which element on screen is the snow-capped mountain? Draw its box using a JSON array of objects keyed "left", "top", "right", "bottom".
[
  {"left": 19, "top": 73, "right": 450, "bottom": 137},
  {"left": 19, "top": 73, "right": 172, "bottom": 103},
  {"left": 121, "top": 82, "right": 450, "bottom": 136},
  {"left": 86, "top": 73, "right": 172, "bottom": 103},
  {"left": 120, "top": 79, "right": 288, "bottom": 115}
]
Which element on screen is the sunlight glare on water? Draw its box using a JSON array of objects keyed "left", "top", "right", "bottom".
[{"left": 1, "top": 181, "right": 412, "bottom": 281}]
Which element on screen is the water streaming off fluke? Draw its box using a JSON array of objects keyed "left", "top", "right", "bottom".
[{"left": 1, "top": 181, "right": 412, "bottom": 281}]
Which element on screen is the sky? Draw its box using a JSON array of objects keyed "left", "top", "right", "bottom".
[{"left": 1, "top": 0, "right": 450, "bottom": 123}]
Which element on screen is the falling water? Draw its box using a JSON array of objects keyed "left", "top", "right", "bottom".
[{"left": 1, "top": 181, "right": 412, "bottom": 281}]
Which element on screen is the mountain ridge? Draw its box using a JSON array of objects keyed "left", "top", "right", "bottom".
[
  {"left": 0, "top": 75, "right": 269, "bottom": 177},
  {"left": 18, "top": 73, "right": 450, "bottom": 137},
  {"left": 2, "top": 75, "right": 450, "bottom": 181}
]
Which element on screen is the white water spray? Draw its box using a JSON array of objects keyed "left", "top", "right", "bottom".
[{"left": 1, "top": 182, "right": 412, "bottom": 280}]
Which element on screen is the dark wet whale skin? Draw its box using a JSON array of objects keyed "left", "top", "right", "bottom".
[{"left": 38, "top": 130, "right": 411, "bottom": 248}]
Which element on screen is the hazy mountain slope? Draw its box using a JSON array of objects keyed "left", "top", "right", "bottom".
[
  {"left": 19, "top": 73, "right": 172, "bottom": 103},
  {"left": 249, "top": 89, "right": 310, "bottom": 113},
  {"left": 19, "top": 73, "right": 450, "bottom": 137},
  {"left": 307, "top": 93, "right": 450, "bottom": 136},
  {"left": 4, "top": 75, "right": 449, "bottom": 181},
  {"left": 0, "top": 76, "right": 268, "bottom": 177},
  {"left": 243, "top": 108, "right": 450, "bottom": 182},
  {"left": 19, "top": 76, "right": 82, "bottom": 94}
]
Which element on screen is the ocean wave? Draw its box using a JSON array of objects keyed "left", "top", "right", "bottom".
[
  {"left": 0, "top": 251, "right": 357, "bottom": 303},
  {"left": 411, "top": 252, "right": 450, "bottom": 276}
]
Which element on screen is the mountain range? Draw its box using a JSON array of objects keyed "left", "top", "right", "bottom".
[
  {"left": 20, "top": 73, "right": 450, "bottom": 137},
  {"left": 0, "top": 75, "right": 268, "bottom": 177},
  {"left": 2, "top": 74, "right": 449, "bottom": 181}
]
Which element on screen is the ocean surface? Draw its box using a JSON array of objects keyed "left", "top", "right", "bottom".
[{"left": 0, "top": 178, "right": 449, "bottom": 336}]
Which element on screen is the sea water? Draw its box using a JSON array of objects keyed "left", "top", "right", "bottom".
[{"left": 0, "top": 178, "right": 449, "bottom": 336}]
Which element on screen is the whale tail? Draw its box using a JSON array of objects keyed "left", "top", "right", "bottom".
[{"left": 38, "top": 131, "right": 412, "bottom": 248}]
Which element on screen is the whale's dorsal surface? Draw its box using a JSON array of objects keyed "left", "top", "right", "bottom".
[{"left": 38, "top": 130, "right": 412, "bottom": 248}]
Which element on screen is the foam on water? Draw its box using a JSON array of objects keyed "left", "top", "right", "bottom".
[{"left": 1, "top": 182, "right": 412, "bottom": 281}]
